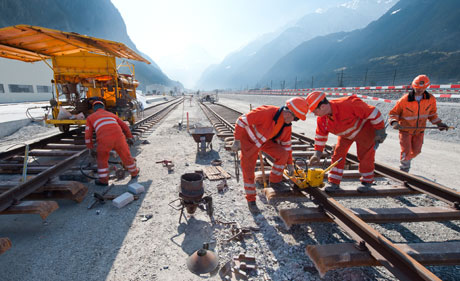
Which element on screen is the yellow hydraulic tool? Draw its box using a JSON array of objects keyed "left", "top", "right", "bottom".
[{"left": 285, "top": 157, "right": 343, "bottom": 189}]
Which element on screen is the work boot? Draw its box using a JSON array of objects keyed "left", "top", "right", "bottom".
[
  {"left": 247, "top": 201, "right": 260, "bottom": 214},
  {"left": 357, "top": 182, "right": 374, "bottom": 193},
  {"left": 324, "top": 183, "right": 340, "bottom": 193},
  {"left": 399, "top": 159, "right": 411, "bottom": 173},
  {"left": 131, "top": 168, "right": 140, "bottom": 179},
  {"left": 95, "top": 179, "right": 109, "bottom": 186},
  {"left": 269, "top": 181, "right": 285, "bottom": 191}
]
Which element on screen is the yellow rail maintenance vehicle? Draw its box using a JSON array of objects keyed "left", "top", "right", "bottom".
[{"left": 0, "top": 25, "right": 150, "bottom": 132}]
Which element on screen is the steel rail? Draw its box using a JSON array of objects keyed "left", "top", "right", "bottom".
[
  {"left": 133, "top": 98, "right": 183, "bottom": 129},
  {"left": 0, "top": 99, "right": 183, "bottom": 212},
  {"left": 0, "top": 149, "right": 89, "bottom": 212},
  {"left": 0, "top": 98, "right": 180, "bottom": 162},
  {"left": 199, "top": 102, "right": 449, "bottom": 281},
  {"left": 289, "top": 132, "right": 460, "bottom": 206}
]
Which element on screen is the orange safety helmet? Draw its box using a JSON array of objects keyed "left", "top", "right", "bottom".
[
  {"left": 306, "top": 91, "right": 326, "bottom": 112},
  {"left": 412, "top": 75, "right": 430, "bottom": 90},
  {"left": 285, "top": 97, "right": 309, "bottom": 120}
]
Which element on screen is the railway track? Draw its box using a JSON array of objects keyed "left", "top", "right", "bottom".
[
  {"left": 199, "top": 101, "right": 460, "bottom": 281},
  {"left": 0, "top": 97, "right": 183, "bottom": 255}
]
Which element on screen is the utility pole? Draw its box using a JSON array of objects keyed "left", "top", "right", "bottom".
[
  {"left": 294, "top": 76, "right": 297, "bottom": 90},
  {"left": 363, "top": 68, "right": 368, "bottom": 86},
  {"left": 340, "top": 70, "right": 344, "bottom": 87},
  {"left": 270, "top": 80, "right": 272, "bottom": 90},
  {"left": 392, "top": 69, "right": 397, "bottom": 86}
]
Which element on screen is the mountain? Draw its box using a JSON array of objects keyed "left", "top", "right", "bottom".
[
  {"left": 196, "top": 0, "right": 396, "bottom": 90},
  {"left": 195, "top": 31, "right": 282, "bottom": 90},
  {"left": 0, "top": 0, "right": 180, "bottom": 90},
  {"left": 262, "top": 0, "right": 460, "bottom": 88}
]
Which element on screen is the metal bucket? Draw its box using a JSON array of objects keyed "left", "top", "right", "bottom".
[{"left": 179, "top": 173, "right": 204, "bottom": 214}]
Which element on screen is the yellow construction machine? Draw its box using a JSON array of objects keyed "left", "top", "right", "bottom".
[
  {"left": 285, "top": 158, "right": 343, "bottom": 189},
  {"left": 0, "top": 25, "right": 150, "bottom": 132}
]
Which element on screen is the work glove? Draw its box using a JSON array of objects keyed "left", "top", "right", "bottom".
[
  {"left": 286, "top": 164, "right": 295, "bottom": 176},
  {"left": 391, "top": 121, "right": 401, "bottom": 130},
  {"left": 231, "top": 140, "right": 241, "bottom": 152},
  {"left": 127, "top": 138, "right": 135, "bottom": 146},
  {"left": 374, "top": 128, "right": 387, "bottom": 144},
  {"left": 437, "top": 122, "right": 449, "bottom": 131},
  {"left": 309, "top": 150, "right": 322, "bottom": 166},
  {"left": 90, "top": 149, "right": 97, "bottom": 158}
]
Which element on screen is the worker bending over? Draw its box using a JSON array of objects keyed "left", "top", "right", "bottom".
[
  {"left": 389, "top": 75, "right": 449, "bottom": 172},
  {"left": 231, "top": 97, "right": 309, "bottom": 213},
  {"left": 307, "top": 92, "right": 386, "bottom": 193},
  {"left": 85, "top": 101, "right": 140, "bottom": 186}
]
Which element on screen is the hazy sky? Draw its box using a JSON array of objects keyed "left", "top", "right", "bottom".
[{"left": 111, "top": 0, "right": 343, "bottom": 88}]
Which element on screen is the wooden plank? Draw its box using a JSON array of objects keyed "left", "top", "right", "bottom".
[
  {"left": 1, "top": 201, "right": 58, "bottom": 219},
  {"left": 280, "top": 206, "right": 460, "bottom": 228},
  {"left": 28, "top": 149, "right": 78, "bottom": 157},
  {"left": 306, "top": 242, "right": 460, "bottom": 277},
  {"left": 44, "top": 144, "right": 86, "bottom": 150},
  {"left": 217, "top": 133, "right": 234, "bottom": 138},
  {"left": 203, "top": 166, "right": 231, "bottom": 181},
  {"left": 0, "top": 181, "right": 88, "bottom": 203},
  {"left": 0, "top": 238, "right": 12, "bottom": 255}
]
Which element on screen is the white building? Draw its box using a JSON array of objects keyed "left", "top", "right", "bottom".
[{"left": 0, "top": 58, "right": 54, "bottom": 103}]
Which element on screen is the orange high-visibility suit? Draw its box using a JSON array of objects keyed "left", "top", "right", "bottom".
[
  {"left": 234, "top": 106, "right": 293, "bottom": 202},
  {"left": 85, "top": 109, "right": 139, "bottom": 183},
  {"left": 314, "top": 96, "right": 384, "bottom": 185},
  {"left": 389, "top": 90, "right": 441, "bottom": 163}
]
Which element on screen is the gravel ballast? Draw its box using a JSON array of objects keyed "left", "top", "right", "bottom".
[{"left": 0, "top": 94, "right": 459, "bottom": 281}]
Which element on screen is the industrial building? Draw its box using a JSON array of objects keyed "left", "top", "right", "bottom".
[{"left": 0, "top": 58, "right": 53, "bottom": 103}]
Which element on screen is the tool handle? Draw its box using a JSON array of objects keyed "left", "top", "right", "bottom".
[
  {"left": 259, "top": 151, "right": 267, "bottom": 188},
  {"left": 320, "top": 157, "right": 343, "bottom": 176}
]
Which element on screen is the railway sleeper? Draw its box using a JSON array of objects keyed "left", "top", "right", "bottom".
[
  {"left": 0, "top": 164, "right": 95, "bottom": 174},
  {"left": 0, "top": 181, "right": 88, "bottom": 203},
  {"left": 0, "top": 200, "right": 58, "bottom": 220},
  {"left": 306, "top": 241, "right": 460, "bottom": 277},
  {"left": 44, "top": 144, "right": 86, "bottom": 150},
  {"left": 264, "top": 185, "right": 420, "bottom": 204},
  {"left": 28, "top": 149, "right": 79, "bottom": 157},
  {"left": 280, "top": 206, "right": 460, "bottom": 229}
]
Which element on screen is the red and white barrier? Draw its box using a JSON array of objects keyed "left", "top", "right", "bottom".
[
  {"left": 265, "top": 84, "right": 460, "bottom": 92},
  {"left": 230, "top": 89, "right": 460, "bottom": 103}
]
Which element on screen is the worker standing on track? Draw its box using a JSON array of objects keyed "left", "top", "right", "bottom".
[
  {"left": 85, "top": 100, "right": 139, "bottom": 186},
  {"left": 307, "top": 91, "right": 387, "bottom": 193},
  {"left": 231, "top": 97, "right": 309, "bottom": 214},
  {"left": 389, "top": 75, "right": 449, "bottom": 172}
]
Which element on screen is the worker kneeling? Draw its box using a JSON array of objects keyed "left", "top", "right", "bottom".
[
  {"left": 231, "top": 97, "right": 309, "bottom": 214},
  {"left": 306, "top": 92, "right": 386, "bottom": 193},
  {"left": 85, "top": 101, "right": 139, "bottom": 186}
]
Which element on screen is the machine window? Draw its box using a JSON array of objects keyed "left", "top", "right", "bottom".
[
  {"left": 0, "top": 84, "right": 4, "bottom": 93},
  {"left": 8, "top": 84, "right": 34, "bottom": 93},
  {"left": 37, "top": 85, "right": 52, "bottom": 93}
]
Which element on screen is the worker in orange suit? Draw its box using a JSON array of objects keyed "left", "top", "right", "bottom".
[
  {"left": 85, "top": 100, "right": 139, "bottom": 186},
  {"left": 389, "top": 75, "right": 449, "bottom": 172},
  {"left": 231, "top": 97, "right": 309, "bottom": 213},
  {"left": 307, "top": 91, "right": 386, "bottom": 193}
]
